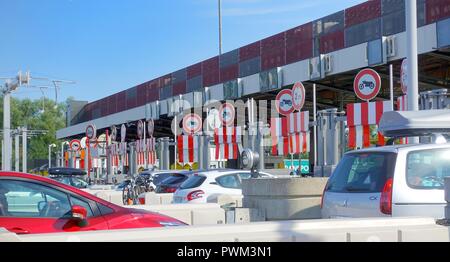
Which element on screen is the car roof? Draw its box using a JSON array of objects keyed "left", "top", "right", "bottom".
[
  {"left": 0, "top": 172, "right": 119, "bottom": 208},
  {"left": 345, "top": 143, "right": 450, "bottom": 154},
  {"left": 48, "top": 167, "right": 86, "bottom": 176}
]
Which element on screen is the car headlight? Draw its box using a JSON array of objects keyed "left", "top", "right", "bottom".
[{"left": 159, "top": 221, "right": 186, "bottom": 227}]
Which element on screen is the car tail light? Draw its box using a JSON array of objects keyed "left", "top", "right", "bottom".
[
  {"left": 380, "top": 178, "right": 393, "bottom": 215},
  {"left": 138, "top": 197, "right": 145, "bottom": 205},
  {"left": 187, "top": 190, "right": 204, "bottom": 201},
  {"left": 165, "top": 187, "right": 177, "bottom": 193}
]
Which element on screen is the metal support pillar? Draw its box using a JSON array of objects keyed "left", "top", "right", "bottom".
[
  {"left": 199, "top": 135, "right": 210, "bottom": 170},
  {"left": 84, "top": 144, "right": 89, "bottom": 175},
  {"left": 205, "top": 136, "right": 210, "bottom": 169},
  {"left": 258, "top": 122, "right": 266, "bottom": 171},
  {"left": 159, "top": 137, "right": 170, "bottom": 170},
  {"left": 313, "top": 84, "right": 318, "bottom": 167},
  {"left": 316, "top": 108, "right": 341, "bottom": 177},
  {"left": 22, "top": 127, "right": 27, "bottom": 172},
  {"left": 129, "top": 143, "right": 136, "bottom": 175},
  {"left": 420, "top": 89, "right": 448, "bottom": 110},
  {"left": 3, "top": 92, "right": 12, "bottom": 171},
  {"left": 15, "top": 133, "right": 20, "bottom": 172},
  {"left": 406, "top": 0, "right": 420, "bottom": 144}
]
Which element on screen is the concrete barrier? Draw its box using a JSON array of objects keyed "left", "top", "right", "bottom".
[
  {"left": 143, "top": 192, "right": 173, "bottom": 205},
  {"left": 242, "top": 177, "right": 328, "bottom": 221},
  {"left": 125, "top": 204, "right": 225, "bottom": 225},
  {"left": 94, "top": 190, "right": 123, "bottom": 205},
  {"left": 4, "top": 217, "right": 448, "bottom": 242},
  {"left": 207, "top": 194, "right": 243, "bottom": 208},
  {"left": 226, "top": 208, "right": 266, "bottom": 224}
]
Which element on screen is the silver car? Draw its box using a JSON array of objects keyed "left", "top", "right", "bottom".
[{"left": 321, "top": 143, "right": 450, "bottom": 219}]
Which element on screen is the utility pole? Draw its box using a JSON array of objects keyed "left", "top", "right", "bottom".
[
  {"left": 1, "top": 72, "right": 29, "bottom": 171},
  {"left": 406, "top": 0, "right": 420, "bottom": 144},
  {"left": 218, "top": 0, "right": 223, "bottom": 55},
  {"left": 22, "top": 127, "right": 27, "bottom": 173},
  {"left": 3, "top": 89, "right": 12, "bottom": 171},
  {"left": 15, "top": 131, "right": 20, "bottom": 172}
]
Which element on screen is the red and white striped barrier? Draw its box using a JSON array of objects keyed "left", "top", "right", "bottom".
[
  {"left": 216, "top": 143, "right": 242, "bottom": 160},
  {"left": 346, "top": 101, "right": 392, "bottom": 149},
  {"left": 272, "top": 136, "right": 289, "bottom": 156},
  {"left": 289, "top": 132, "right": 310, "bottom": 154},
  {"left": 214, "top": 127, "right": 243, "bottom": 160},
  {"left": 177, "top": 135, "right": 199, "bottom": 163},
  {"left": 136, "top": 138, "right": 158, "bottom": 166},
  {"left": 397, "top": 95, "right": 407, "bottom": 111},
  {"left": 347, "top": 101, "right": 391, "bottom": 127},
  {"left": 271, "top": 112, "right": 310, "bottom": 156},
  {"left": 287, "top": 111, "right": 310, "bottom": 133},
  {"left": 109, "top": 143, "right": 120, "bottom": 167}
]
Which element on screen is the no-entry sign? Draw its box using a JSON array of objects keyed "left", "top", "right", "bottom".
[
  {"left": 276, "top": 89, "right": 295, "bottom": 116},
  {"left": 219, "top": 103, "right": 235, "bottom": 126},
  {"left": 182, "top": 113, "right": 202, "bottom": 134},
  {"left": 292, "top": 82, "right": 306, "bottom": 111},
  {"left": 354, "top": 68, "right": 381, "bottom": 102}
]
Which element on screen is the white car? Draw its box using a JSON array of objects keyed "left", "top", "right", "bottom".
[{"left": 172, "top": 169, "right": 274, "bottom": 204}]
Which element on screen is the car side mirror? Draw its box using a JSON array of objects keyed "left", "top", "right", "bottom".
[{"left": 71, "top": 205, "right": 88, "bottom": 227}]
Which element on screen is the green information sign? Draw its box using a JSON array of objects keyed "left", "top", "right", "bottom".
[{"left": 284, "top": 159, "right": 310, "bottom": 174}]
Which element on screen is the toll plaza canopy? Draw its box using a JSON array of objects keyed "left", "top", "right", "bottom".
[{"left": 57, "top": 0, "right": 450, "bottom": 141}]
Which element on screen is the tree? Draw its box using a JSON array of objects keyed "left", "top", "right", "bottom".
[{"left": 0, "top": 96, "right": 67, "bottom": 167}]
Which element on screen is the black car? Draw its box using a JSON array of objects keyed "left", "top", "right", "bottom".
[
  {"left": 155, "top": 171, "right": 195, "bottom": 193},
  {"left": 48, "top": 167, "right": 89, "bottom": 189}
]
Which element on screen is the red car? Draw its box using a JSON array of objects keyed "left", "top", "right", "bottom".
[{"left": 0, "top": 172, "right": 186, "bottom": 234}]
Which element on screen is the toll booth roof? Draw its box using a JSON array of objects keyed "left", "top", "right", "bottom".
[{"left": 379, "top": 109, "right": 450, "bottom": 137}]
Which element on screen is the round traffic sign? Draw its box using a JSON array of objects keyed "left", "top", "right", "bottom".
[
  {"left": 137, "top": 120, "right": 144, "bottom": 139},
  {"left": 121, "top": 124, "right": 126, "bottom": 142},
  {"left": 85, "top": 124, "right": 97, "bottom": 140},
  {"left": 147, "top": 119, "right": 154, "bottom": 137},
  {"left": 97, "top": 133, "right": 109, "bottom": 149},
  {"left": 292, "top": 82, "right": 306, "bottom": 111},
  {"left": 400, "top": 59, "right": 408, "bottom": 95},
  {"left": 353, "top": 68, "right": 381, "bottom": 101},
  {"left": 182, "top": 113, "right": 202, "bottom": 134},
  {"left": 275, "top": 89, "right": 295, "bottom": 116},
  {"left": 218, "top": 103, "right": 235, "bottom": 126},
  {"left": 69, "top": 139, "right": 81, "bottom": 152}
]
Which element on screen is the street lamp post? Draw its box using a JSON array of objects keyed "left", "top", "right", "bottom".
[{"left": 48, "top": 144, "right": 56, "bottom": 169}]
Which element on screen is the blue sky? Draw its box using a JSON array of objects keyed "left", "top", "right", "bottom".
[{"left": 0, "top": 0, "right": 366, "bottom": 103}]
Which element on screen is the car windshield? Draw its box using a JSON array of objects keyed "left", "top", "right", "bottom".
[
  {"left": 71, "top": 177, "right": 88, "bottom": 188},
  {"left": 180, "top": 175, "right": 207, "bottom": 189},
  {"left": 152, "top": 173, "right": 174, "bottom": 185},
  {"left": 326, "top": 152, "right": 397, "bottom": 193},
  {"left": 406, "top": 148, "right": 450, "bottom": 190},
  {"left": 159, "top": 173, "right": 188, "bottom": 185}
]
